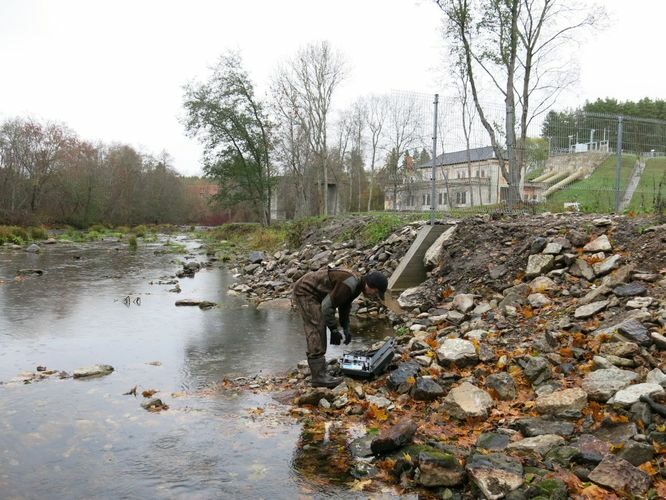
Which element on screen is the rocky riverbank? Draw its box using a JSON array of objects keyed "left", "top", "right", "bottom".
[{"left": 221, "top": 213, "right": 666, "bottom": 499}]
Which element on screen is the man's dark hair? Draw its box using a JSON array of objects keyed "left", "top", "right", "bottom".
[{"left": 365, "top": 271, "right": 388, "bottom": 300}]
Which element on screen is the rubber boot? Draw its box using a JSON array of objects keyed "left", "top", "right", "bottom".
[{"left": 308, "top": 357, "right": 342, "bottom": 389}]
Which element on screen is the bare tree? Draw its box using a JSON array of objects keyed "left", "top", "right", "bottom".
[
  {"left": 453, "top": 53, "right": 479, "bottom": 207},
  {"left": 438, "top": 0, "right": 600, "bottom": 206},
  {"left": 365, "top": 95, "right": 388, "bottom": 211},
  {"left": 277, "top": 41, "right": 346, "bottom": 216},
  {"left": 382, "top": 94, "right": 421, "bottom": 210}
]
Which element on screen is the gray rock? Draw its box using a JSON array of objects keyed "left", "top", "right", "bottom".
[
  {"left": 536, "top": 388, "right": 587, "bottom": 418},
  {"left": 588, "top": 455, "right": 651, "bottom": 496},
  {"left": 613, "top": 282, "right": 647, "bottom": 297},
  {"left": 581, "top": 368, "right": 638, "bottom": 401},
  {"left": 530, "top": 237, "right": 547, "bottom": 254},
  {"left": 578, "top": 285, "right": 611, "bottom": 306},
  {"left": 349, "top": 435, "right": 374, "bottom": 458},
  {"left": 506, "top": 434, "right": 565, "bottom": 456},
  {"left": 486, "top": 372, "right": 517, "bottom": 401},
  {"left": 592, "top": 254, "right": 621, "bottom": 277},
  {"left": 476, "top": 432, "right": 511, "bottom": 450},
  {"left": 397, "top": 286, "right": 433, "bottom": 310},
  {"left": 583, "top": 234, "right": 612, "bottom": 253},
  {"left": 411, "top": 377, "right": 445, "bottom": 401},
  {"left": 446, "top": 310, "right": 466, "bottom": 325},
  {"left": 248, "top": 251, "right": 265, "bottom": 264},
  {"left": 594, "top": 422, "right": 638, "bottom": 444},
  {"left": 650, "top": 331, "right": 666, "bottom": 349},
  {"left": 73, "top": 364, "right": 115, "bottom": 378},
  {"left": 423, "top": 225, "right": 457, "bottom": 268},
  {"left": 466, "top": 453, "right": 523, "bottom": 500},
  {"left": 543, "top": 242, "right": 563, "bottom": 255},
  {"left": 573, "top": 434, "right": 611, "bottom": 464},
  {"left": 574, "top": 300, "right": 608, "bottom": 319},
  {"left": 599, "top": 341, "right": 640, "bottom": 358},
  {"left": 514, "top": 417, "right": 575, "bottom": 437},
  {"left": 528, "top": 293, "right": 552, "bottom": 308},
  {"left": 436, "top": 338, "right": 478, "bottom": 367},
  {"left": 569, "top": 258, "right": 595, "bottom": 281},
  {"left": 646, "top": 368, "right": 666, "bottom": 387},
  {"left": 567, "top": 229, "right": 588, "bottom": 247},
  {"left": 616, "top": 319, "right": 651, "bottom": 346},
  {"left": 544, "top": 446, "right": 581, "bottom": 468},
  {"left": 387, "top": 361, "right": 420, "bottom": 391},
  {"left": 370, "top": 418, "right": 417, "bottom": 455},
  {"left": 525, "top": 254, "right": 555, "bottom": 278},
  {"left": 627, "top": 297, "right": 653, "bottom": 309},
  {"left": 524, "top": 356, "right": 552, "bottom": 386},
  {"left": 616, "top": 440, "right": 655, "bottom": 466},
  {"left": 417, "top": 450, "right": 466, "bottom": 487},
  {"left": 608, "top": 383, "right": 665, "bottom": 407},
  {"left": 453, "top": 293, "right": 475, "bottom": 313},
  {"left": 441, "top": 382, "right": 494, "bottom": 419},
  {"left": 25, "top": 243, "right": 41, "bottom": 253},
  {"left": 529, "top": 276, "right": 558, "bottom": 293}
]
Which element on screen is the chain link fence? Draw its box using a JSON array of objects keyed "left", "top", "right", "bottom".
[{"left": 383, "top": 92, "right": 666, "bottom": 218}]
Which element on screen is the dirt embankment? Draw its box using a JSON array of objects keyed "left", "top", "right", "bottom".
[{"left": 224, "top": 213, "right": 666, "bottom": 499}]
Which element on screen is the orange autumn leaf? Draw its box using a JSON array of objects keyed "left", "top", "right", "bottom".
[
  {"left": 655, "top": 479, "right": 666, "bottom": 497},
  {"left": 559, "top": 347, "right": 573, "bottom": 358},
  {"left": 425, "top": 337, "right": 439, "bottom": 349},
  {"left": 638, "top": 462, "right": 658, "bottom": 476},
  {"left": 577, "top": 484, "right": 619, "bottom": 500},
  {"left": 366, "top": 404, "right": 388, "bottom": 422},
  {"left": 520, "top": 306, "right": 534, "bottom": 318},
  {"left": 441, "top": 287, "right": 453, "bottom": 299},
  {"left": 142, "top": 389, "right": 158, "bottom": 398}
]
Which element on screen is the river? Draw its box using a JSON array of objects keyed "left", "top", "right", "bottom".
[{"left": 0, "top": 235, "right": 392, "bottom": 499}]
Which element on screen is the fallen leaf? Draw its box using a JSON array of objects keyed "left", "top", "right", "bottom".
[
  {"left": 123, "top": 385, "right": 137, "bottom": 396},
  {"left": 350, "top": 479, "right": 372, "bottom": 491},
  {"left": 142, "top": 389, "right": 158, "bottom": 398}
]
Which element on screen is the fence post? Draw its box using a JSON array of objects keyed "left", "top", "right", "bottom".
[
  {"left": 430, "top": 94, "right": 439, "bottom": 225},
  {"left": 614, "top": 116, "right": 624, "bottom": 212}
]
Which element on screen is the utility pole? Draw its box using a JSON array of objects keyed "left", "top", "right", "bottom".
[{"left": 430, "top": 94, "right": 439, "bottom": 225}]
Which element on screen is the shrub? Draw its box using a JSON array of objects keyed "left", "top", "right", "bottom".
[
  {"left": 132, "top": 225, "right": 147, "bottom": 237},
  {"left": 29, "top": 226, "right": 48, "bottom": 240},
  {"left": 128, "top": 234, "right": 138, "bottom": 251}
]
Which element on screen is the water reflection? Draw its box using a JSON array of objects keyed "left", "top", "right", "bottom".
[{"left": 0, "top": 238, "right": 392, "bottom": 498}]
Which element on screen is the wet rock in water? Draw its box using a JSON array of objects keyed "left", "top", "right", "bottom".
[
  {"left": 256, "top": 298, "right": 292, "bottom": 310},
  {"left": 583, "top": 234, "right": 612, "bottom": 253},
  {"left": 535, "top": 388, "right": 587, "bottom": 418},
  {"left": 436, "top": 338, "right": 478, "bottom": 367},
  {"left": 574, "top": 300, "right": 609, "bottom": 319},
  {"left": 370, "top": 418, "right": 417, "bottom": 455},
  {"left": 386, "top": 361, "right": 420, "bottom": 391},
  {"left": 174, "top": 299, "right": 216, "bottom": 309},
  {"left": 73, "top": 364, "right": 114, "bottom": 378},
  {"left": 441, "top": 382, "right": 493, "bottom": 419},
  {"left": 513, "top": 417, "right": 574, "bottom": 437},
  {"left": 588, "top": 454, "right": 651, "bottom": 496},
  {"left": 613, "top": 282, "right": 647, "bottom": 297},
  {"left": 16, "top": 269, "right": 45, "bottom": 276},
  {"left": 523, "top": 356, "right": 552, "bottom": 386},
  {"left": 608, "top": 383, "right": 664, "bottom": 407},
  {"left": 465, "top": 453, "right": 523, "bottom": 500},
  {"left": 416, "top": 450, "right": 466, "bottom": 487},
  {"left": 25, "top": 243, "right": 41, "bottom": 253},
  {"left": 525, "top": 254, "right": 555, "bottom": 278},
  {"left": 141, "top": 398, "right": 168, "bottom": 412},
  {"left": 581, "top": 368, "right": 638, "bottom": 402},
  {"left": 411, "top": 377, "right": 444, "bottom": 401},
  {"left": 296, "top": 388, "right": 333, "bottom": 406},
  {"left": 485, "top": 372, "right": 517, "bottom": 401},
  {"left": 506, "top": 434, "right": 565, "bottom": 457},
  {"left": 476, "top": 432, "right": 511, "bottom": 451},
  {"left": 616, "top": 440, "right": 655, "bottom": 466}
]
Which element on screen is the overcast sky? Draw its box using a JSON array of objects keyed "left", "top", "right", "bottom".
[{"left": 1, "top": 0, "right": 664, "bottom": 176}]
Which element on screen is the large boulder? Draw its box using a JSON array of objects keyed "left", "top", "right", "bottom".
[
  {"left": 588, "top": 455, "right": 651, "bottom": 496},
  {"left": 436, "top": 338, "right": 478, "bottom": 367},
  {"left": 466, "top": 453, "right": 523, "bottom": 500}
]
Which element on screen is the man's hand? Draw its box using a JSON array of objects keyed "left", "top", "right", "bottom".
[
  {"left": 342, "top": 326, "right": 352, "bottom": 345},
  {"left": 330, "top": 328, "right": 342, "bottom": 345}
]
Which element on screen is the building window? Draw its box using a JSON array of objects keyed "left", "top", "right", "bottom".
[
  {"left": 456, "top": 191, "right": 467, "bottom": 205},
  {"left": 438, "top": 192, "right": 448, "bottom": 205}
]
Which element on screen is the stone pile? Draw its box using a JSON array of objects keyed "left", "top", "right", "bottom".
[{"left": 226, "top": 213, "right": 666, "bottom": 497}]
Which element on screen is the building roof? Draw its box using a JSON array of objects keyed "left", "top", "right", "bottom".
[{"left": 419, "top": 146, "right": 496, "bottom": 168}]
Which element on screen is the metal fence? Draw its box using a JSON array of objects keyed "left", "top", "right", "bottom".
[{"left": 383, "top": 92, "right": 666, "bottom": 219}]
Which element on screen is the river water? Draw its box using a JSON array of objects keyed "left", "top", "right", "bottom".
[{"left": 0, "top": 236, "right": 391, "bottom": 499}]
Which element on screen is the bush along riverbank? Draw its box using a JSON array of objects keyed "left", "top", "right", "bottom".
[{"left": 219, "top": 213, "right": 666, "bottom": 499}]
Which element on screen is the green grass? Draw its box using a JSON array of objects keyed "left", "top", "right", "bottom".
[
  {"left": 626, "top": 158, "right": 666, "bottom": 213},
  {"left": 545, "top": 155, "right": 637, "bottom": 213}
]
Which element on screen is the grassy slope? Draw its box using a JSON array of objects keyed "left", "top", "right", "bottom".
[
  {"left": 626, "top": 158, "right": 666, "bottom": 213},
  {"left": 545, "top": 155, "right": 636, "bottom": 213}
]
